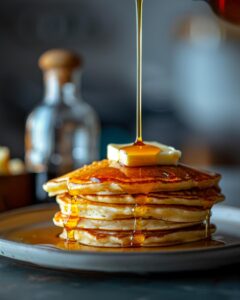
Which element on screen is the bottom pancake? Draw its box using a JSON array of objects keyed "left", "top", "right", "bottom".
[
  {"left": 54, "top": 212, "right": 201, "bottom": 231},
  {"left": 60, "top": 224, "right": 216, "bottom": 248}
]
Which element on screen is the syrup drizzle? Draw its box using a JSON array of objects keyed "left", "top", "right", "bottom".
[
  {"left": 205, "top": 209, "right": 211, "bottom": 239},
  {"left": 130, "top": 201, "right": 146, "bottom": 247},
  {"left": 62, "top": 198, "right": 79, "bottom": 242},
  {"left": 129, "top": 0, "right": 145, "bottom": 247},
  {"left": 118, "top": 0, "right": 153, "bottom": 168}
]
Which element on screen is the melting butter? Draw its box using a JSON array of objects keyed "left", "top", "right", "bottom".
[{"left": 107, "top": 142, "right": 181, "bottom": 167}]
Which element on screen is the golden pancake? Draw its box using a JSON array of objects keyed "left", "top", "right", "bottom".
[
  {"left": 56, "top": 194, "right": 209, "bottom": 223},
  {"left": 80, "top": 187, "right": 224, "bottom": 207},
  {"left": 54, "top": 211, "right": 201, "bottom": 231},
  {"left": 43, "top": 160, "right": 221, "bottom": 196},
  {"left": 59, "top": 224, "right": 216, "bottom": 247}
]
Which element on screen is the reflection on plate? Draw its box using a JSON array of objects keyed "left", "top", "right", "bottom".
[{"left": 0, "top": 204, "right": 240, "bottom": 272}]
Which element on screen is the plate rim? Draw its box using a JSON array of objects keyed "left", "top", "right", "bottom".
[{"left": 1, "top": 204, "right": 240, "bottom": 272}]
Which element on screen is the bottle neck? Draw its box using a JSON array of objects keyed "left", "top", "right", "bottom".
[{"left": 43, "top": 69, "right": 82, "bottom": 105}]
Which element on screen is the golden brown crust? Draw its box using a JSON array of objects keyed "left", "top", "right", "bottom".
[{"left": 43, "top": 160, "right": 221, "bottom": 196}]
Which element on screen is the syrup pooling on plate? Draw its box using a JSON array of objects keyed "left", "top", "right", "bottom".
[{"left": 4, "top": 222, "right": 227, "bottom": 251}]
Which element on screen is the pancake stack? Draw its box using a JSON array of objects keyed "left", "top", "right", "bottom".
[{"left": 43, "top": 160, "right": 224, "bottom": 247}]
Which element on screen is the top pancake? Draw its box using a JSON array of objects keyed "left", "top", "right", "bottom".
[{"left": 43, "top": 160, "right": 221, "bottom": 196}]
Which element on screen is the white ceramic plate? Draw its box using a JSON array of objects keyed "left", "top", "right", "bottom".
[{"left": 0, "top": 204, "right": 240, "bottom": 273}]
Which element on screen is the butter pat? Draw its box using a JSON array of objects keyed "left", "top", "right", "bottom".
[{"left": 107, "top": 142, "right": 181, "bottom": 167}]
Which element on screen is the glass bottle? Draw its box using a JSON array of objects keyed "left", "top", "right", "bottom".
[{"left": 25, "top": 49, "right": 100, "bottom": 201}]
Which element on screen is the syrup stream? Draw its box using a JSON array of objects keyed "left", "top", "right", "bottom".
[
  {"left": 205, "top": 209, "right": 211, "bottom": 239},
  {"left": 130, "top": 0, "right": 145, "bottom": 246},
  {"left": 136, "top": 0, "right": 143, "bottom": 143}
]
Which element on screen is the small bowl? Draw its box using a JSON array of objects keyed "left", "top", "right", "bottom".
[{"left": 0, "top": 173, "right": 35, "bottom": 213}]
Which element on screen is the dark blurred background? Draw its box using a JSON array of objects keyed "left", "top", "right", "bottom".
[{"left": 1, "top": 0, "right": 240, "bottom": 167}]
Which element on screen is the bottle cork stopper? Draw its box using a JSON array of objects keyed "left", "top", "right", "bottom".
[{"left": 39, "top": 49, "right": 82, "bottom": 71}]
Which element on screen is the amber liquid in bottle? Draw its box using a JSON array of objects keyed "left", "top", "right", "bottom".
[{"left": 208, "top": 0, "right": 240, "bottom": 25}]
